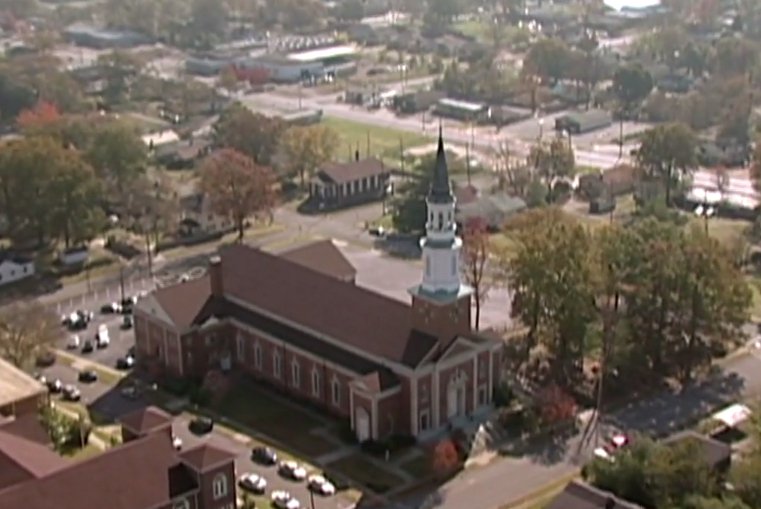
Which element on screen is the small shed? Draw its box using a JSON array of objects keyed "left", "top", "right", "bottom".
[
  {"left": 456, "top": 194, "right": 527, "bottom": 230},
  {"left": 59, "top": 246, "right": 89, "bottom": 266},
  {"left": 555, "top": 109, "right": 612, "bottom": 134}
]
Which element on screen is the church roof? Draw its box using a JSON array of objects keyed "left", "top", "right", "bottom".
[{"left": 429, "top": 128, "right": 453, "bottom": 204}]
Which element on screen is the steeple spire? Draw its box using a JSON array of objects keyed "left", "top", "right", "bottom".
[{"left": 429, "top": 126, "right": 452, "bottom": 204}]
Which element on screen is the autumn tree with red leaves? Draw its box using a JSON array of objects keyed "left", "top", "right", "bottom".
[
  {"left": 462, "top": 217, "right": 492, "bottom": 330},
  {"left": 16, "top": 100, "right": 60, "bottom": 132},
  {"left": 432, "top": 439, "right": 460, "bottom": 477},
  {"left": 199, "top": 148, "right": 277, "bottom": 241},
  {"left": 537, "top": 383, "right": 577, "bottom": 425}
]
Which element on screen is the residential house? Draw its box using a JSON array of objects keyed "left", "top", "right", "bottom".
[
  {"left": 134, "top": 134, "right": 503, "bottom": 441},
  {"left": 0, "top": 357, "right": 46, "bottom": 418},
  {"left": 0, "top": 405, "right": 238, "bottom": 509},
  {"left": 309, "top": 156, "right": 390, "bottom": 210},
  {"left": 456, "top": 193, "right": 527, "bottom": 231},
  {"left": 547, "top": 481, "right": 644, "bottom": 509},
  {"left": 155, "top": 138, "right": 213, "bottom": 170},
  {"left": 179, "top": 193, "right": 232, "bottom": 237},
  {"left": 0, "top": 253, "right": 34, "bottom": 287},
  {"left": 663, "top": 430, "right": 732, "bottom": 473}
]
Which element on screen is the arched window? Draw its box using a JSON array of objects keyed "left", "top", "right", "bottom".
[
  {"left": 212, "top": 473, "right": 228, "bottom": 499},
  {"left": 273, "top": 350, "right": 282, "bottom": 378},
  {"left": 312, "top": 368, "right": 321, "bottom": 397},
  {"left": 451, "top": 256, "right": 456, "bottom": 275},
  {"left": 425, "top": 256, "right": 431, "bottom": 276},
  {"left": 291, "top": 359, "right": 301, "bottom": 388},
  {"left": 254, "top": 342, "right": 262, "bottom": 369},
  {"left": 331, "top": 377, "right": 341, "bottom": 406},
  {"left": 437, "top": 212, "right": 443, "bottom": 229}
]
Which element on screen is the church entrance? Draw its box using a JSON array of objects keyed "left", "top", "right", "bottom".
[
  {"left": 355, "top": 407, "right": 370, "bottom": 442},
  {"left": 447, "top": 375, "right": 467, "bottom": 420}
]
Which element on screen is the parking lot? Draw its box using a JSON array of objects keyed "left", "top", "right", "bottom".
[{"left": 39, "top": 362, "right": 358, "bottom": 509}]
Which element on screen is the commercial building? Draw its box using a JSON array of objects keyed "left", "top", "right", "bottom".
[
  {"left": 134, "top": 133, "right": 503, "bottom": 441},
  {"left": 64, "top": 24, "right": 151, "bottom": 49},
  {"left": 0, "top": 406, "right": 238, "bottom": 509},
  {"left": 434, "top": 98, "right": 491, "bottom": 123},
  {"left": 243, "top": 44, "right": 358, "bottom": 83}
]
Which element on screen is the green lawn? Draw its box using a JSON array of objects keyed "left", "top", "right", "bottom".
[
  {"left": 214, "top": 379, "right": 337, "bottom": 457},
  {"left": 322, "top": 117, "right": 431, "bottom": 164},
  {"left": 326, "top": 453, "right": 406, "bottom": 494},
  {"left": 398, "top": 453, "right": 431, "bottom": 480}
]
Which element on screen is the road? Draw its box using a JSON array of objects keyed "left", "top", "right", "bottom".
[
  {"left": 395, "top": 333, "right": 761, "bottom": 509},
  {"left": 40, "top": 361, "right": 356, "bottom": 509}
]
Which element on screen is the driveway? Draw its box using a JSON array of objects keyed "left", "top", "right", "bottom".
[{"left": 40, "top": 362, "right": 357, "bottom": 509}]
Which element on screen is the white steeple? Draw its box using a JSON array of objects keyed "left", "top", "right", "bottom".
[{"left": 418, "top": 128, "right": 465, "bottom": 297}]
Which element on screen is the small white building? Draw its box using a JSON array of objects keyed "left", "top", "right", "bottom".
[
  {"left": 178, "top": 192, "right": 232, "bottom": 236},
  {"left": 59, "top": 246, "right": 89, "bottom": 266},
  {"left": 0, "top": 254, "right": 34, "bottom": 286}
]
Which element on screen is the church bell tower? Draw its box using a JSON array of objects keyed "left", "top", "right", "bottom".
[{"left": 408, "top": 128, "right": 473, "bottom": 341}]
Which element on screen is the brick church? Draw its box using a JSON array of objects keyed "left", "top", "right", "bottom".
[{"left": 134, "top": 133, "right": 503, "bottom": 441}]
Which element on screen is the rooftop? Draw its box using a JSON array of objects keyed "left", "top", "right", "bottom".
[
  {"left": 438, "top": 97, "right": 487, "bottom": 112},
  {"left": 280, "top": 239, "right": 357, "bottom": 282},
  {"left": 287, "top": 44, "right": 357, "bottom": 63},
  {"left": 315, "top": 158, "right": 387, "bottom": 185},
  {"left": 0, "top": 358, "right": 45, "bottom": 409},
  {"left": 547, "top": 480, "right": 644, "bottom": 509}
]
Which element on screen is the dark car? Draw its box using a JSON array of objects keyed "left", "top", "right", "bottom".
[
  {"left": 35, "top": 350, "right": 56, "bottom": 367},
  {"left": 115, "top": 355, "right": 135, "bottom": 370},
  {"left": 78, "top": 370, "right": 98, "bottom": 383},
  {"left": 120, "top": 384, "right": 140, "bottom": 400},
  {"left": 62, "top": 385, "right": 81, "bottom": 402},
  {"left": 188, "top": 416, "right": 214, "bottom": 435},
  {"left": 121, "top": 315, "right": 133, "bottom": 330},
  {"left": 81, "top": 340, "right": 94, "bottom": 354},
  {"left": 251, "top": 446, "right": 278, "bottom": 466},
  {"left": 47, "top": 378, "right": 63, "bottom": 394}
]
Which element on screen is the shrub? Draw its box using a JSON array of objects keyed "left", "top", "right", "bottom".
[
  {"left": 493, "top": 384, "right": 514, "bottom": 408},
  {"left": 432, "top": 439, "right": 460, "bottom": 477},
  {"left": 337, "top": 422, "right": 358, "bottom": 445}
]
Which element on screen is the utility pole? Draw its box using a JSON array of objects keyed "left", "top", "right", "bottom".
[
  {"left": 466, "top": 142, "right": 472, "bottom": 186},
  {"left": 399, "top": 138, "right": 405, "bottom": 173},
  {"left": 119, "top": 264, "right": 126, "bottom": 303},
  {"left": 310, "top": 489, "right": 316, "bottom": 509},
  {"left": 366, "top": 130, "right": 370, "bottom": 158},
  {"left": 298, "top": 82, "right": 303, "bottom": 110}
]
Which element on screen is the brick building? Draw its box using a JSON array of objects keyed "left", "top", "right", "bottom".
[
  {"left": 0, "top": 357, "right": 47, "bottom": 418},
  {"left": 134, "top": 133, "right": 503, "bottom": 441},
  {"left": 0, "top": 406, "right": 238, "bottom": 509}
]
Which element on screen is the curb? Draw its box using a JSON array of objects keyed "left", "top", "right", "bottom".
[{"left": 55, "top": 349, "right": 126, "bottom": 381}]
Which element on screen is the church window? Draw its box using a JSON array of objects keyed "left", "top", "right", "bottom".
[
  {"left": 425, "top": 256, "right": 430, "bottom": 276},
  {"left": 273, "top": 351, "right": 282, "bottom": 378},
  {"left": 312, "top": 368, "right": 321, "bottom": 397},
  {"left": 291, "top": 359, "right": 301, "bottom": 388},
  {"left": 437, "top": 212, "right": 443, "bottom": 229},
  {"left": 254, "top": 342, "right": 262, "bottom": 369},
  {"left": 236, "top": 333, "right": 245, "bottom": 361},
  {"left": 331, "top": 377, "right": 341, "bottom": 406}
]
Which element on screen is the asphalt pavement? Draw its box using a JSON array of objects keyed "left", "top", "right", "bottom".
[{"left": 40, "top": 362, "right": 357, "bottom": 509}]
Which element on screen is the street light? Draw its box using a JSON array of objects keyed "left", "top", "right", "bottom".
[{"left": 538, "top": 118, "right": 545, "bottom": 141}]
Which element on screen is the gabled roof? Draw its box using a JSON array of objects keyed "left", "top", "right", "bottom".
[
  {"left": 145, "top": 275, "right": 213, "bottom": 329},
  {"left": 0, "top": 432, "right": 199, "bottom": 509},
  {"left": 546, "top": 480, "right": 644, "bottom": 509},
  {"left": 0, "top": 429, "right": 67, "bottom": 490},
  {"left": 0, "top": 252, "right": 33, "bottom": 266},
  {"left": 280, "top": 239, "right": 356, "bottom": 282},
  {"left": 316, "top": 158, "right": 386, "bottom": 185},
  {"left": 118, "top": 406, "right": 172, "bottom": 436},
  {"left": 218, "top": 244, "right": 438, "bottom": 367},
  {"left": 350, "top": 370, "right": 400, "bottom": 394},
  {"left": 179, "top": 443, "right": 237, "bottom": 472},
  {"left": 0, "top": 357, "right": 45, "bottom": 409}
]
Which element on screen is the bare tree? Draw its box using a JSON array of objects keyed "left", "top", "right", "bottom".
[
  {"left": 493, "top": 141, "right": 532, "bottom": 197},
  {"left": 0, "top": 301, "right": 58, "bottom": 368},
  {"left": 462, "top": 217, "right": 492, "bottom": 330}
]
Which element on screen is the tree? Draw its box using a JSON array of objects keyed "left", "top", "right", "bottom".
[
  {"left": 683, "top": 496, "right": 752, "bottom": 509},
  {"left": 122, "top": 175, "right": 179, "bottom": 263},
  {"left": 214, "top": 104, "right": 286, "bottom": 165},
  {"left": 462, "top": 218, "right": 491, "bottom": 330},
  {"left": 0, "top": 302, "right": 58, "bottom": 369},
  {"left": 218, "top": 66, "right": 239, "bottom": 91},
  {"left": 0, "top": 71, "right": 36, "bottom": 121},
  {"left": 492, "top": 141, "right": 532, "bottom": 198},
  {"left": 86, "top": 120, "right": 147, "bottom": 194},
  {"left": 334, "top": 0, "right": 364, "bottom": 21},
  {"left": 391, "top": 174, "right": 429, "bottom": 234},
  {"left": 635, "top": 123, "right": 696, "bottom": 206},
  {"left": 424, "top": 0, "right": 461, "bottom": 28},
  {"left": 529, "top": 137, "right": 575, "bottom": 202},
  {"left": 612, "top": 64, "right": 653, "bottom": 156},
  {"left": 432, "top": 439, "right": 460, "bottom": 477},
  {"left": 191, "top": 0, "right": 228, "bottom": 46},
  {"left": 536, "top": 383, "right": 576, "bottom": 425},
  {"left": 97, "top": 51, "right": 141, "bottom": 104},
  {"left": 522, "top": 38, "right": 573, "bottom": 85},
  {"left": 16, "top": 100, "right": 61, "bottom": 132},
  {"left": 278, "top": 125, "right": 339, "bottom": 189},
  {"left": 199, "top": 149, "right": 276, "bottom": 240},
  {"left": 751, "top": 137, "right": 761, "bottom": 192},
  {"left": 502, "top": 208, "right": 596, "bottom": 380},
  {"left": 712, "top": 37, "right": 759, "bottom": 77}
]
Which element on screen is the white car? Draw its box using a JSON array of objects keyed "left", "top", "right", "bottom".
[
  {"left": 66, "top": 335, "right": 80, "bottom": 349},
  {"left": 96, "top": 325, "right": 110, "bottom": 347},
  {"left": 307, "top": 474, "right": 335, "bottom": 496},
  {"left": 238, "top": 473, "right": 267, "bottom": 494},
  {"left": 278, "top": 460, "right": 307, "bottom": 481},
  {"left": 271, "top": 490, "right": 300, "bottom": 509},
  {"left": 172, "top": 435, "right": 183, "bottom": 450}
]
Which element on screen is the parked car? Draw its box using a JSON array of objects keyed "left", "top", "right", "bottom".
[
  {"left": 78, "top": 370, "right": 98, "bottom": 383},
  {"left": 66, "top": 335, "right": 80, "bottom": 350},
  {"left": 271, "top": 490, "right": 300, "bottom": 509},
  {"left": 116, "top": 355, "right": 135, "bottom": 370},
  {"left": 307, "top": 475, "right": 336, "bottom": 496},
  {"left": 81, "top": 340, "right": 94, "bottom": 354},
  {"left": 120, "top": 384, "right": 140, "bottom": 400},
  {"left": 188, "top": 416, "right": 214, "bottom": 435},
  {"left": 100, "top": 302, "right": 122, "bottom": 314},
  {"left": 278, "top": 461, "right": 307, "bottom": 481},
  {"left": 121, "top": 315, "right": 133, "bottom": 330},
  {"left": 35, "top": 349, "right": 56, "bottom": 367},
  {"left": 238, "top": 473, "right": 267, "bottom": 494},
  {"left": 252, "top": 446, "right": 278, "bottom": 466},
  {"left": 47, "top": 378, "right": 63, "bottom": 394},
  {"left": 62, "top": 385, "right": 81, "bottom": 401},
  {"left": 35, "top": 373, "right": 47, "bottom": 385},
  {"left": 172, "top": 435, "right": 183, "bottom": 450},
  {"left": 65, "top": 310, "right": 93, "bottom": 331}
]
